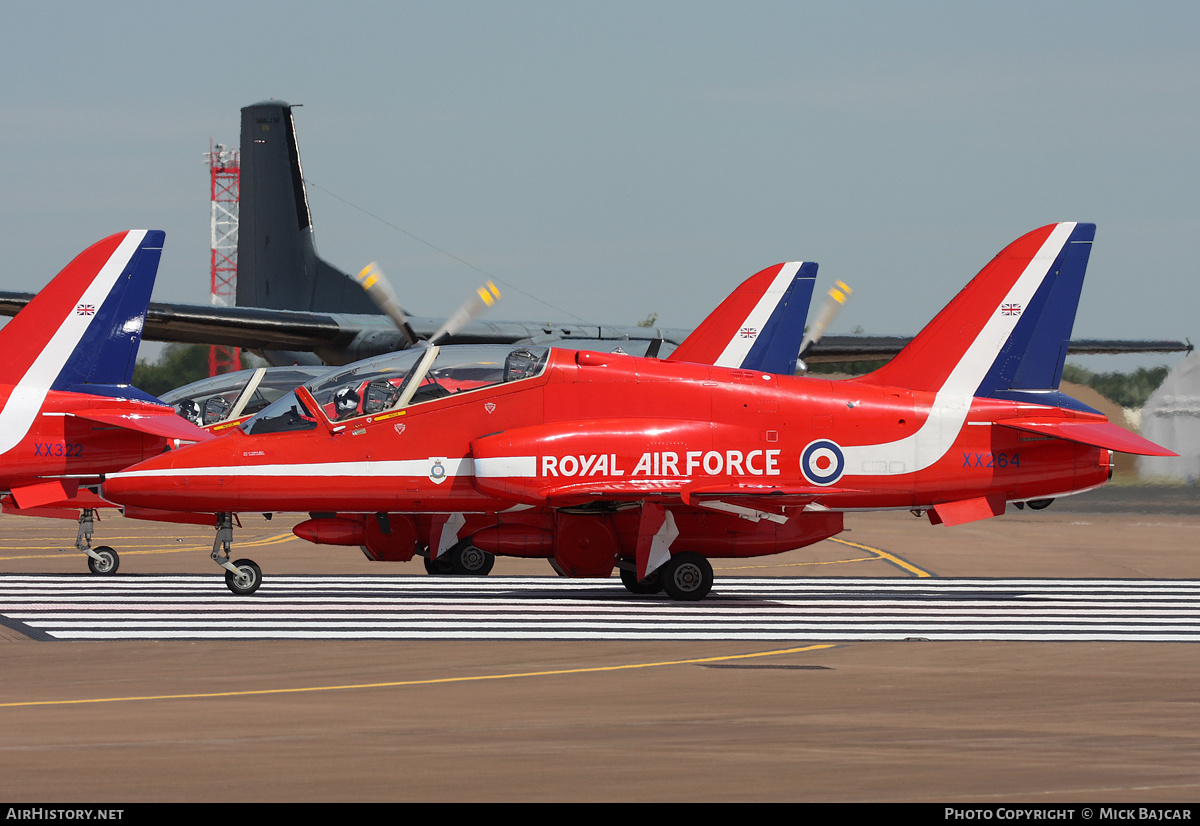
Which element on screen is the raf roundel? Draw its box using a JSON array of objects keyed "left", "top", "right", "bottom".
[{"left": 801, "top": 439, "right": 845, "bottom": 486}]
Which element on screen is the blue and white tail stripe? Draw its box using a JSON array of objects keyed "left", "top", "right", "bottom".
[
  {"left": 51, "top": 230, "right": 164, "bottom": 395},
  {"left": 974, "top": 223, "right": 1095, "bottom": 409},
  {"left": 714, "top": 261, "right": 817, "bottom": 374},
  {"left": 932, "top": 223, "right": 1080, "bottom": 400}
]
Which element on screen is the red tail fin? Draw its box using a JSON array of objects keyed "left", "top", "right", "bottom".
[
  {"left": 669, "top": 262, "right": 817, "bottom": 374},
  {"left": 854, "top": 223, "right": 1090, "bottom": 399}
]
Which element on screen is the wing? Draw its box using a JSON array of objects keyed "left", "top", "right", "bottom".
[
  {"left": 64, "top": 407, "right": 214, "bottom": 443},
  {"left": 996, "top": 418, "right": 1177, "bottom": 456}
]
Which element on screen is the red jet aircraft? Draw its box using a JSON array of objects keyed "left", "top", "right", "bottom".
[
  {"left": 103, "top": 223, "right": 1175, "bottom": 598},
  {"left": 0, "top": 230, "right": 210, "bottom": 573}
]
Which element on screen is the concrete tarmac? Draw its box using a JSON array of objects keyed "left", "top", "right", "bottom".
[{"left": 1, "top": 486, "right": 1198, "bottom": 802}]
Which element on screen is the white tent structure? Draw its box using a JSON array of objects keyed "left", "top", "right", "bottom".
[{"left": 1139, "top": 351, "right": 1200, "bottom": 483}]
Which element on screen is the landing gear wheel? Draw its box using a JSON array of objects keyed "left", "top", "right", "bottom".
[
  {"left": 449, "top": 540, "right": 494, "bottom": 576},
  {"left": 225, "top": 558, "right": 262, "bottom": 596},
  {"left": 1027, "top": 498, "right": 1054, "bottom": 511},
  {"left": 661, "top": 552, "right": 714, "bottom": 601},
  {"left": 87, "top": 546, "right": 119, "bottom": 575},
  {"left": 424, "top": 554, "right": 455, "bottom": 575},
  {"left": 620, "top": 567, "right": 663, "bottom": 595}
]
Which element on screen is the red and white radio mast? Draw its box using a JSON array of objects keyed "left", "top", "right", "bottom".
[{"left": 205, "top": 140, "right": 241, "bottom": 376}]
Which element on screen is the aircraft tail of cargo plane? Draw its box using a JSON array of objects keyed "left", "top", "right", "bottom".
[{"left": 236, "top": 102, "right": 382, "bottom": 318}]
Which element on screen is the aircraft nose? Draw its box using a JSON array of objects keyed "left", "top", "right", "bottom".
[{"left": 102, "top": 451, "right": 195, "bottom": 507}]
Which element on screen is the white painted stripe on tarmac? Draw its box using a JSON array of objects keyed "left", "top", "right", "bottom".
[{"left": 3, "top": 575, "right": 1200, "bottom": 642}]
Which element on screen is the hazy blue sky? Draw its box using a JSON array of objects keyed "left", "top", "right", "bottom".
[{"left": 1, "top": 1, "right": 1195, "bottom": 370}]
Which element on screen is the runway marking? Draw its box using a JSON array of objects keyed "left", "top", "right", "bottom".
[
  {"left": 0, "top": 644, "right": 834, "bottom": 708},
  {"left": 0, "top": 575, "right": 1198, "bottom": 642}
]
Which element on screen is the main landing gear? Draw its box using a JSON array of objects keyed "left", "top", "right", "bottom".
[
  {"left": 75, "top": 509, "right": 119, "bottom": 575},
  {"left": 619, "top": 552, "right": 714, "bottom": 601},
  {"left": 422, "top": 540, "right": 496, "bottom": 576},
  {"left": 211, "top": 512, "right": 261, "bottom": 596}
]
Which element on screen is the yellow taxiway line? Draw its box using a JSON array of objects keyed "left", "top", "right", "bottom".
[
  {"left": 0, "top": 644, "right": 835, "bottom": 709},
  {"left": 829, "top": 536, "right": 933, "bottom": 577},
  {"left": 721, "top": 536, "right": 933, "bottom": 577}
]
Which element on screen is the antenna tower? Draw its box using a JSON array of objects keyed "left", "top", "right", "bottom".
[{"left": 205, "top": 140, "right": 241, "bottom": 376}]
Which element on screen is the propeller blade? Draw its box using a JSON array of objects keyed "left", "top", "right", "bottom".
[
  {"left": 428, "top": 282, "right": 502, "bottom": 345},
  {"left": 355, "top": 262, "right": 419, "bottom": 347},
  {"left": 797, "top": 280, "right": 852, "bottom": 366}
]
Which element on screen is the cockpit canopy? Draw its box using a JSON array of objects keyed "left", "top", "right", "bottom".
[
  {"left": 240, "top": 345, "right": 550, "bottom": 435},
  {"left": 162, "top": 365, "right": 328, "bottom": 427}
]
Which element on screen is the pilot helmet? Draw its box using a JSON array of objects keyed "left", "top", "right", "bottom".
[
  {"left": 177, "top": 399, "right": 202, "bottom": 425},
  {"left": 334, "top": 386, "right": 360, "bottom": 416}
]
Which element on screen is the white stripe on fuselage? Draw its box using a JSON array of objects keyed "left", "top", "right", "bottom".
[
  {"left": 0, "top": 231, "right": 147, "bottom": 458},
  {"left": 841, "top": 222, "right": 1076, "bottom": 476},
  {"left": 713, "top": 262, "right": 802, "bottom": 368},
  {"left": 109, "top": 458, "right": 478, "bottom": 481}
]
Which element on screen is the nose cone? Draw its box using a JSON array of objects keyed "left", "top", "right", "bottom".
[{"left": 102, "top": 437, "right": 241, "bottom": 512}]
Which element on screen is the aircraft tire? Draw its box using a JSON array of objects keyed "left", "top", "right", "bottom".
[
  {"left": 1027, "top": 498, "right": 1054, "bottom": 511},
  {"left": 661, "top": 552, "right": 713, "bottom": 601},
  {"left": 619, "top": 567, "right": 663, "bottom": 595},
  {"left": 225, "top": 558, "right": 262, "bottom": 596},
  {"left": 449, "top": 540, "right": 494, "bottom": 576},
  {"left": 87, "top": 546, "right": 119, "bottom": 575}
]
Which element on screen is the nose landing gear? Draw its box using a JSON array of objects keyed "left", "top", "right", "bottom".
[
  {"left": 75, "top": 509, "right": 119, "bottom": 575},
  {"left": 211, "top": 513, "right": 261, "bottom": 595}
]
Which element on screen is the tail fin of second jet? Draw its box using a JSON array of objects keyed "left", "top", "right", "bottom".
[{"left": 669, "top": 262, "right": 818, "bottom": 375}]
